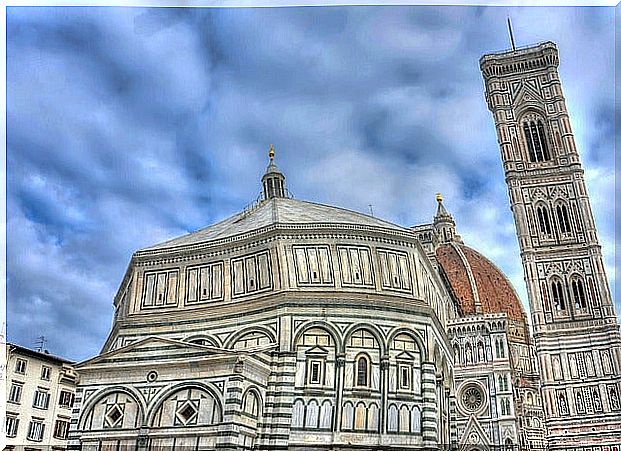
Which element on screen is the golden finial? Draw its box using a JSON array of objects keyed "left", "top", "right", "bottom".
[
  {"left": 436, "top": 192, "right": 443, "bottom": 203},
  {"left": 269, "top": 144, "right": 275, "bottom": 160}
]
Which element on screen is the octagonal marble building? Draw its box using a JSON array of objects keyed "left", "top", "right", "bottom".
[{"left": 69, "top": 153, "right": 458, "bottom": 451}]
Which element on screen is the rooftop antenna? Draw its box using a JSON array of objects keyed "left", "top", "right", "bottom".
[
  {"left": 35, "top": 336, "right": 47, "bottom": 353},
  {"left": 368, "top": 204, "right": 374, "bottom": 217},
  {"left": 507, "top": 17, "right": 516, "bottom": 51}
]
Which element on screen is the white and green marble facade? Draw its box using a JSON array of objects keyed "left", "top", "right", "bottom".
[{"left": 69, "top": 198, "right": 457, "bottom": 450}]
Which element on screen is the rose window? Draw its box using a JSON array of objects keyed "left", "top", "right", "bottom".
[{"left": 461, "top": 385, "right": 484, "bottom": 411}]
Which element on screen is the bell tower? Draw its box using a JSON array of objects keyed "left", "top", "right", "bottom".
[{"left": 480, "top": 42, "right": 621, "bottom": 449}]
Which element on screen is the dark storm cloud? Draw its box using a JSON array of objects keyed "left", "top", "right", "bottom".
[{"left": 7, "top": 6, "right": 617, "bottom": 360}]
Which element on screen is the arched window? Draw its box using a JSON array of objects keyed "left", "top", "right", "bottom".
[
  {"left": 551, "top": 280, "right": 566, "bottom": 311},
  {"left": 571, "top": 278, "right": 587, "bottom": 309},
  {"left": 556, "top": 204, "right": 571, "bottom": 233},
  {"left": 495, "top": 338, "right": 505, "bottom": 359},
  {"left": 356, "top": 355, "right": 369, "bottom": 387},
  {"left": 498, "top": 374, "right": 508, "bottom": 392},
  {"left": 500, "top": 398, "right": 511, "bottom": 416},
  {"left": 523, "top": 118, "right": 550, "bottom": 162},
  {"left": 537, "top": 206, "right": 552, "bottom": 236},
  {"left": 242, "top": 390, "right": 261, "bottom": 418}
]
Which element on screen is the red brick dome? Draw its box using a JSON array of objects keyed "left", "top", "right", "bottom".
[{"left": 435, "top": 242, "right": 527, "bottom": 322}]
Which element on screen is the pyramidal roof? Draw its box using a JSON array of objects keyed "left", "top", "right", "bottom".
[
  {"left": 139, "top": 146, "right": 412, "bottom": 253},
  {"left": 140, "top": 196, "right": 409, "bottom": 253}
]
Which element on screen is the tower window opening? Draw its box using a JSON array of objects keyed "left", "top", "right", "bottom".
[
  {"left": 537, "top": 206, "right": 552, "bottom": 236},
  {"left": 495, "top": 339, "right": 505, "bottom": 359},
  {"left": 572, "top": 279, "right": 587, "bottom": 309},
  {"left": 556, "top": 205, "right": 571, "bottom": 233},
  {"left": 551, "top": 280, "right": 566, "bottom": 311},
  {"left": 524, "top": 119, "right": 550, "bottom": 163}
]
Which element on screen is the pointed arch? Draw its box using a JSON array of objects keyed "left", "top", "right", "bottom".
[
  {"left": 555, "top": 201, "right": 572, "bottom": 234},
  {"left": 550, "top": 277, "right": 567, "bottom": 311},
  {"left": 569, "top": 274, "right": 587, "bottom": 310},
  {"left": 517, "top": 109, "right": 552, "bottom": 163},
  {"left": 535, "top": 202, "right": 553, "bottom": 236}
]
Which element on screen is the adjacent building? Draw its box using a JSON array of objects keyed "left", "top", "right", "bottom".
[{"left": 5, "top": 343, "right": 78, "bottom": 450}]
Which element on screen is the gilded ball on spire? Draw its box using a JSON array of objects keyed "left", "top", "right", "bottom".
[
  {"left": 436, "top": 192, "right": 443, "bottom": 203},
  {"left": 269, "top": 144, "right": 275, "bottom": 160}
]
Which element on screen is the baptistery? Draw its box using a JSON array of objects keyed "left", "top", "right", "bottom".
[{"left": 70, "top": 150, "right": 456, "bottom": 451}]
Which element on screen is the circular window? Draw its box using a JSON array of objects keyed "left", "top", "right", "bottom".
[
  {"left": 461, "top": 384, "right": 484, "bottom": 412},
  {"left": 146, "top": 371, "right": 158, "bottom": 383}
]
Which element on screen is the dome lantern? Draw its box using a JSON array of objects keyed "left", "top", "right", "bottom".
[
  {"left": 433, "top": 193, "right": 462, "bottom": 244},
  {"left": 261, "top": 144, "right": 287, "bottom": 199}
]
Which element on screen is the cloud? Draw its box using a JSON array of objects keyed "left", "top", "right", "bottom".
[{"left": 7, "top": 6, "right": 617, "bottom": 360}]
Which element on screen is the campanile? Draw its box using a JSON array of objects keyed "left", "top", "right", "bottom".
[{"left": 480, "top": 41, "right": 621, "bottom": 449}]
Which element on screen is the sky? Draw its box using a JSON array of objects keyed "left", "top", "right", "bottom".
[{"left": 7, "top": 6, "right": 617, "bottom": 361}]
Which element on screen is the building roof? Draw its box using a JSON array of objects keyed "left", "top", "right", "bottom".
[
  {"left": 435, "top": 242, "right": 527, "bottom": 322},
  {"left": 140, "top": 197, "right": 409, "bottom": 252},
  {"left": 8, "top": 342, "right": 75, "bottom": 365}
]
